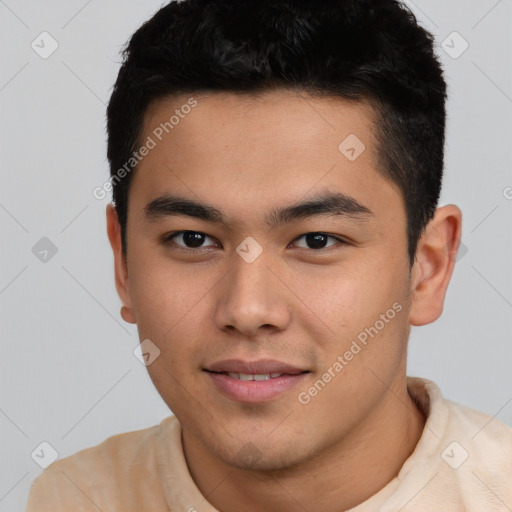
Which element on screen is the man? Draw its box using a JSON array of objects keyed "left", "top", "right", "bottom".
[{"left": 26, "top": 0, "right": 512, "bottom": 510}]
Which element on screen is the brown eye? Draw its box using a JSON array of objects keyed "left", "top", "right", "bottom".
[
  {"left": 292, "top": 232, "right": 344, "bottom": 250},
  {"left": 163, "top": 231, "right": 217, "bottom": 249}
]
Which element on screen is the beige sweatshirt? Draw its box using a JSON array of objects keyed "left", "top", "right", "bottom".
[{"left": 25, "top": 377, "right": 512, "bottom": 511}]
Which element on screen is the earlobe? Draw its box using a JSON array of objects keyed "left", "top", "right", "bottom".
[
  {"left": 106, "top": 204, "right": 136, "bottom": 324},
  {"left": 408, "top": 204, "right": 462, "bottom": 327},
  {"left": 120, "top": 305, "right": 136, "bottom": 324}
]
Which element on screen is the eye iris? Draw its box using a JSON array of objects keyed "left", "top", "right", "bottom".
[
  {"left": 306, "top": 233, "right": 328, "bottom": 249},
  {"left": 183, "top": 231, "right": 205, "bottom": 248}
]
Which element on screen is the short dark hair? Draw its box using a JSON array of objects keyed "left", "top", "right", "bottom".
[{"left": 106, "top": 0, "right": 447, "bottom": 267}]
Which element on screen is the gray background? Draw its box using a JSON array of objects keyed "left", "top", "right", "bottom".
[{"left": 0, "top": 1, "right": 511, "bottom": 510}]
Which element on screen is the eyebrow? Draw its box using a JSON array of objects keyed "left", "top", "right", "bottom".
[{"left": 143, "top": 191, "right": 374, "bottom": 228}]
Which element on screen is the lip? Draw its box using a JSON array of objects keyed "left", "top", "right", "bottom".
[
  {"left": 204, "top": 359, "right": 309, "bottom": 403},
  {"left": 206, "top": 358, "right": 307, "bottom": 375}
]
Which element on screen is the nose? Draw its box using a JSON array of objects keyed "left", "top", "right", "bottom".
[{"left": 213, "top": 250, "right": 292, "bottom": 339}]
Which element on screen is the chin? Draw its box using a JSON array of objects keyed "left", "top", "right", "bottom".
[{"left": 214, "top": 436, "right": 312, "bottom": 474}]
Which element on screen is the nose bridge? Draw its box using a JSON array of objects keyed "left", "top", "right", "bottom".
[
  {"left": 214, "top": 246, "right": 291, "bottom": 337},
  {"left": 230, "top": 249, "right": 271, "bottom": 300}
]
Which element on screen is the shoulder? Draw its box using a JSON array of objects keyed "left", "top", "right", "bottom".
[
  {"left": 439, "top": 386, "right": 512, "bottom": 436},
  {"left": 25, "top": 415, "right": 178, "bottom": 512},
  {"left": 440, "top": 397, "right": 512, "bottom": 506},
  {"left": 400, "top": 378, "right": 512, "bottom": 509},
  {"left": 419, "top": 378, "right": 512, "bottom": 491},
  {"left": 415, "top": 377, "right": 512, "bottom": 448},
  {"left": 410, "top": 377, "right": 512, "bottom": 441},
  {"left": 443, "top": 395, "right": 512, "bottom": 458}
]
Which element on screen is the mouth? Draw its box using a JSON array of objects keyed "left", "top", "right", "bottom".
[
  {"left": 209, "top": 371, "right": 295, "bottom": 381},
  {"left": 203, "top": 359, "right": 310, "bottom": 403}
]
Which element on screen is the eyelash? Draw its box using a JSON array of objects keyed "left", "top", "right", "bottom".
[{"left": 161, "top": 231, "right": 347, "bottom": 254}]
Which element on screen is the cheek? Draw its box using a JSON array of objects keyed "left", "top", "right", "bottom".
[
  {"left": 127, "top": 253, "right": 220, "bottom": 363},
  {"left": 295, "top": 263, "right": 393, "bottom": 330},
  {"left": 306, "top": 262, "right": 409, "bottom": 363},
  {"left": 134, "top": 284, "right": 205, "bottom": 349},
  {"left": 128, "top": 247, "right": 197, "bottom": 322}
]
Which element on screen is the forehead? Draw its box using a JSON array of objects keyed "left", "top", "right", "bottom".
[
  {"left": 141, "top": 89, "right": 379, "bottom": 152},
  {"left": 130, "top": 90, "right": 404, "bottom": 229}
]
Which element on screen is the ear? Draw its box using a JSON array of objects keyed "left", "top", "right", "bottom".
[
  {"left": 106, "top": 203, "right": 136, "bottom": 324},
  {"left": 408, "top": 204, "right": 463, "bottom": 326}
]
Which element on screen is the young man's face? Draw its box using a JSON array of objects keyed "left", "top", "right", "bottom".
[{"left": 109, "top": 90, "right": 424, "bottom": 470}]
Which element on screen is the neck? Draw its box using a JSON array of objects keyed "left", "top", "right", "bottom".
[{"left": 182, "top": 377, "right": 425, "bottom": 512}]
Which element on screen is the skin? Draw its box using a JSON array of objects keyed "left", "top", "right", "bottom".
[{"left": 106, "top": 89, "right": 462, "bottom": 511}]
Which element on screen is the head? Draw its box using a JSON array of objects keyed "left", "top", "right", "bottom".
[
  {"left": 107, "top": 0, "right": 448, "bottom": 266},
  {"left": 106, "top": 0, "right": 461, "bottom": 471}
]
